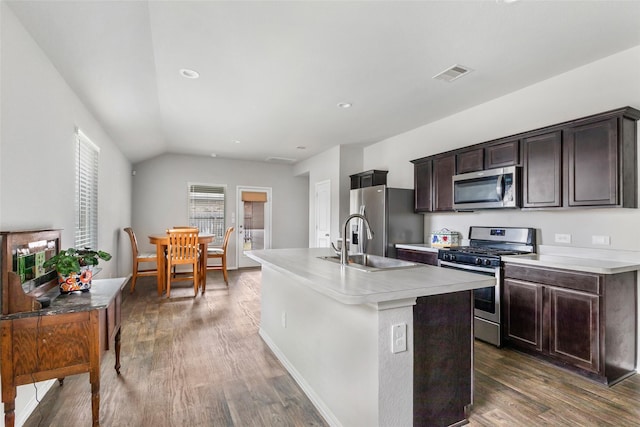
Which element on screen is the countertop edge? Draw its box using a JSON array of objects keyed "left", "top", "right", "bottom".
[
  {"left": 247, "top": 249, "right": 495, "bottom": 305},
  {"left": 502, "top": 254, "right": 640, "bottom": 275}
]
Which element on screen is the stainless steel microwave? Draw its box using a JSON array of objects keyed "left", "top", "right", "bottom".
[{"left": 452, "top": 166, "right": 520, "bottom": 210}]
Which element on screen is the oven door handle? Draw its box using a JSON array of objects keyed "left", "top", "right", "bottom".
[{"left": 439, "top": 260, "right": 498, "bottom": 275}]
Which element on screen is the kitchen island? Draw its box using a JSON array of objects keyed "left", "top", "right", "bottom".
[{"left": 247, "top": 248, "right": 495, "bottom": 427}]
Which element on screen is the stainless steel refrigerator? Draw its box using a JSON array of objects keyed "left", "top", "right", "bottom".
[{"left": 349, "top": 185, "right": 424, "bottom": 258}]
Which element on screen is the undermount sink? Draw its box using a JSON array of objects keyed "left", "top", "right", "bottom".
[{"left": 318, "top": 253, "right": 421, "bottom": 272}]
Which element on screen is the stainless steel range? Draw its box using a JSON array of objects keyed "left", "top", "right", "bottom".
[{"left": 437, "top": 226, "right": 536, "bottom": 347}]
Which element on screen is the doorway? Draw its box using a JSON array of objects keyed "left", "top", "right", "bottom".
[
  {"left": 315, "top": 180, "right": 331, "bottom": 247},
  {"left": 237, "top": 186, "right": 272, "bottom": 268}
]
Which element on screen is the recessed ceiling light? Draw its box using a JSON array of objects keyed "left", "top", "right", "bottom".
[
  {"left": 179, "top": 68, "right": 200, "bottom": 79},
  {"left": 337, "top": 102, "right": 352, "bottom": 109},
  {"left": 234, "top": 140, "right": 241, "bottom": 144},
  {"left": 210, "top": 153, "right": 217, "bottom": 158}
]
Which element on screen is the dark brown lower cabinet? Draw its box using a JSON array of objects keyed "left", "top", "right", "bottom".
[
  {"left": 503, "top": 278, "right": 543, "bottom": 352},
  {"left": 396, "top": 248, "right": 438, "bottom": 266},
  {"left": 414, "top": 291, "right": 472, "bottom": 427},
  {"left": 548, "top": 286, "right": 600, "bottom": 373},
  {"left": 503, "top": 263, "right": 636, "bottom": 385}
]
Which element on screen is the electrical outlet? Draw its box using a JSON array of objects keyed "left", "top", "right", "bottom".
[
  {"left": 281, "top": 312, "right": 287, "bottom": 328},
  {"left": 555, "top": 233, "right": 571, "bottom": 244},
  {"left": 592, "top": 235, "right": 610, "bottom": 245},
  {"left": 391, "top": 323, "right": 407, "bottom": 354}
]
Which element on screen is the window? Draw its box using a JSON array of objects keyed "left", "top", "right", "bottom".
[
  {"left": 75, "top": 129, "right": 99, "bottom": 250},
  {"left": 188, "top": 184, "right": 225, "bottom": 245}
]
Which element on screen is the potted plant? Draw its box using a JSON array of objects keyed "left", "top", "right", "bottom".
[{"left": 42, "top": 248, "right": 112, "bottom": 293}]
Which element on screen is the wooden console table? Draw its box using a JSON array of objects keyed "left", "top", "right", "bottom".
[{"left": 1, "top": 276, "right": 125, "bottom": 427}]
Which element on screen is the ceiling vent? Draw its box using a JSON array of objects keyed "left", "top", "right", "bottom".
[
  {"left": 265, "top": 156, "right": 297, "bottom": 164},
  {"left": 432, "top": 64, "right": 473, "bottom": 82}
]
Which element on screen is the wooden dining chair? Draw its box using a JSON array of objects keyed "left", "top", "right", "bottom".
[
  {"left": 166, "top": 227, "right": 200, "bottom": 297},
  {"left": 124, "top": 227, "right": 158, "bottom": 293},
  {"left": 206, "top": 226, "right": 234, "bottom": 288}
]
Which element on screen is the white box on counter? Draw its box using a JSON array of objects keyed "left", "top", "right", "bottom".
[{"left": 430, "top": 229, "right": 461, "bottom": 248}]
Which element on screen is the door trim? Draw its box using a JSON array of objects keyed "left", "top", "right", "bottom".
[{"left": 236, "top": 186, "right": 272, "bottom": 268}]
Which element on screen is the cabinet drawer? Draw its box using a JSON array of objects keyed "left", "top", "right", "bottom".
[
  {"left": 397, "top": 248, "right": 438, "bottom": 266},
  {"left": 504, "top": 264, "right": 601, "bottom": 295}
]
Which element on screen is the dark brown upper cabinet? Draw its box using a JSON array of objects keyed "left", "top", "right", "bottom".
[
  {"left": 522, "top": 131, "right": 562, "bottom": 208},
  {"left": 563, "top": 113, "right": 639, "bottom": 208},
  {"left": 457, "top": 140, "right": 519, "bottom": 174},
  {"left": 350, "top": 170, "right": 388, "bottom": 189},
  {"left": 456, "top": 148, "right": 484, "bottom": 174},
  {"left": 413, "top": 158, "right": 433, "bottom": 212},
  {"left": 412, "top": 153, "right": 455, "bottom": 213},
  {"left": 484, "top": 139, "right": 520, "bottom": 169},
  {"left": 432, "top": 154, "right": 456, "bottom": 212},
  {"left": 411, "top": 106, "right": 639, "bottom": 213},
  {"left": 565, "top": 117, "right": 618, "bottom": 206},
  {"left": 523, "top": 108, "right": 639, "bottom": 209}
]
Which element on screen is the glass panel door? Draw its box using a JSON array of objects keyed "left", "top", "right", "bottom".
[{"left": 237, "top": 187, "right": 271, "bottom": 268}]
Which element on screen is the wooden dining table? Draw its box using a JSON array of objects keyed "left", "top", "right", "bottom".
[{"left": 148, "top": 233, "right": 214, "bottom": 296}]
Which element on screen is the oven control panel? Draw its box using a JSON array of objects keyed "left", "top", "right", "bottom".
[{"left": 438, "top": 251, "right": 501, "bottom": 268}]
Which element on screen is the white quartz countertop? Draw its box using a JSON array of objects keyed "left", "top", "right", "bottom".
[
  {"left": 502, "top": 253, "right": 640, "bottom": 274},
  {"left": 247, "top": 248, "right": 495, "bottom": 305},
  {"left": 395, "top": 243, "right": 440, "bottom": 253}
]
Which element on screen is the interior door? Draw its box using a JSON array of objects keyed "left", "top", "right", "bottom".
[
  {"left": 237, "top": 187, "right": 272, "bottom": 268},
  {"left": 315, "top": 180, "right": 331, "bottom": 248}
]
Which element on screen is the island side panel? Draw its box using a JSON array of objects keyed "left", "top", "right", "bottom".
[
  {"left": 259, "top": 265, "right": 382, "bottom": 427},
  {"left": 259, "top": 266, "right": 379, "bottom": 426},
  {"left": 413, "top": 291, "right": 473, "bottom": 427},
  {"left": 376, "top": 300, "right": 415, "bottom": 427}
]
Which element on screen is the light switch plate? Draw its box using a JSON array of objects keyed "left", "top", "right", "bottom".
[{"left": 555, "top": 233, "right": 571, "bottom": 244}]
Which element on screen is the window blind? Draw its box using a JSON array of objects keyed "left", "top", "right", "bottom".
[
  {"left": 241, "top": 191, "right": 268, "bottom": 202},
  {"left": 75, "top": 129, "right": 99, "bottom": 250},
  {"left": 188, "top": 184, "right": 225, "bottom": 245}
]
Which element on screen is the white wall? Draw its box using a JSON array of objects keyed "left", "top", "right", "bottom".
[
  {"left": 339, "top": 145, "right": 364, "bottom": 227},
  {"left": 0, "top": 4, "right": 132, "bottom": 275},
  {"left": 0, "top": 4, "right": 132, "bottom": 426},
  {"left": 294, "top": 146, "right": 341, "bottom": 246},
  {"left": 132, "top": 153, "right": 309, "bottom": 267},
  {"left": 294, "top": 144, "right": 364, "bottom": 247}
]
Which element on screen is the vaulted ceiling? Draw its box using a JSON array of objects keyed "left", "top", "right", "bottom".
[{"left": 7, "top": 1, "right": 640, "bottom": 164}]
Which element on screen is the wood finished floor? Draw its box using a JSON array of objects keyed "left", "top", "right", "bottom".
[{"left": 23, "top": 269, "right": 640, "bottom": 427}]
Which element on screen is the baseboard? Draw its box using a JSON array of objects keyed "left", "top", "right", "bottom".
[
  {"left": 258, "top": 329, "right": 342, "bottom": 427},
  {"left": 14, "top": 379, "right": 56, "bottom": 427}
]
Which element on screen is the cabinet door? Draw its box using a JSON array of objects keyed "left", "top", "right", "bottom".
[
  {"left": 456, "top": 148, "right": 483, "bottom": 174},
  {"left": 503, "top": 278, "right": 543, "bottom": 352},
  {"left": 433, "top": 154, "right": 455, "bottom": 211},
  {"left": 350, "top": 175, "right": 360, "bottom": 190},
  {"left": 548, "top": 286, "right": 600, "bottom": 373},
  {"left": 522, "top": 131, "right": 562, "bottom": 208},
  {"left": 485, "top": 139, "right": 520, "bottom": 169},
  {"left": 414, "top": 159, "right": 432, "bottom": 212},
  {"left": 565, "top": 117, "right": 618, "bottom": 206}
]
